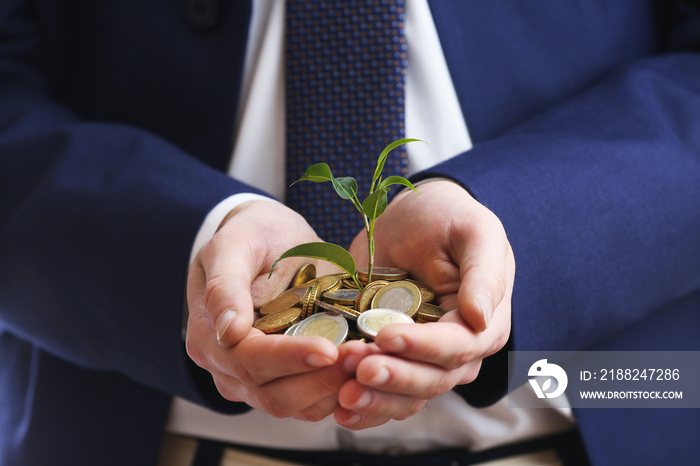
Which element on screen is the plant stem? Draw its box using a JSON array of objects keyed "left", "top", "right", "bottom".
[
  {"left": 350, "top": 193, "right": 371, "bottom": 289},
  {"left": 365, "top": 217, "right": 374, "bottom": 284},
  {"left": 351, "top": 274, "right": 364, "bottom": 291}
]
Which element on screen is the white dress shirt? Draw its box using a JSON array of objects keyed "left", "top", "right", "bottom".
[{"left": 171, "top": 0, "right": 574, "bottom": 454}]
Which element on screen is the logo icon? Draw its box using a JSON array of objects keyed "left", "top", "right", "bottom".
[{"left": 528, "top": 359, "right": 568, "bottom": 399}]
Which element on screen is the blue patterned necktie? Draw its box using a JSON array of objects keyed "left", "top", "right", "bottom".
[{"left": 285, "top": 0, "right": 408, "bottom": 248}]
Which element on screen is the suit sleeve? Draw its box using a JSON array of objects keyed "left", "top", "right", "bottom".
[
  {"left": 417, "top": 10, "right": 700, "bottom": 406},
  {"left": 0, "top": 2, "right": 259, "bottom": 411}
]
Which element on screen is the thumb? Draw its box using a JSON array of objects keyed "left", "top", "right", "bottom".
[
  {"left": 188, "top": 243, "right": 257, "bottom": 348},
  {"left": 453, "top": 220, "right": 514, "bottom": 333}
]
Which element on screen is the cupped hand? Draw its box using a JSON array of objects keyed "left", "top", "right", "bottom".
[
  {"left": 186, "top": 200, "right": 351, "bottom": 420},
  {"left": 336, "top": 180, "right": 514, "bottom": 429}
]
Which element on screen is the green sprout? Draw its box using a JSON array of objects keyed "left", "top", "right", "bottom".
[{"left": 269, "top": 138, "right": 424, "bottom": 288}]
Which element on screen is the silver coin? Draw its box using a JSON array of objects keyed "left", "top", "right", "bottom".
[
  {"left": 370, "top": 281, "right": 422, "bottom": 318},
  {"left": 357, "top": 308, "right": 415, "bottom": 340},
  {"left": 293, "top": 311, "right": 348, "bottom": 346},
  {"left": 323, "top": 288, "right": 361, "bottom": 305},
  {"left": 284, "top": 320, "right": 304, "bottom": 336}
]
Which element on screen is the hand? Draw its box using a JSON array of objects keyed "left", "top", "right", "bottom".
[
  {"left": 335, "top": 180, "right": 514, "bottom": 429},
  {"left": 186, "top": 200, "right": 351, "bottom": 420}
]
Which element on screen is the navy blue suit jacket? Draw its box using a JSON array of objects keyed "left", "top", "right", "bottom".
[{"left": 1, "top": 1, "right": 699, "bottom": 464}]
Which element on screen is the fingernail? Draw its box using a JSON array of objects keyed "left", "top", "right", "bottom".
[
  {"left": 367, "top": 367, "right": 390, "bottom": 387},
  {"left": 343, "top": 412, "right": 362, "bottom": 426},
  {"left": 306, "top": 353, "right": 335, "bottom": 368},
  {"left": 215, "top": 309, "right": 237, "bottom": 344},
  {"left": 381, "top": 336, "right": 407, "bottom": 353},
  {"left": 476, "top": 294, "right": 493, "bottom": 329},
  {"left": 352, "top": 390, "right": 372, "bottom": 409}
]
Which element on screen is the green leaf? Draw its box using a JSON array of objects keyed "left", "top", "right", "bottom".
[
  {"left": 290, "top": 163, "right": 334, "bottom": 186},
  {"left": 378, "top": 175, "right": 420, "bottom": 194},
  {"left": 362, "top": 187, "right": 389, "bottom": 223},
  {"left": 269, "top": 242, "right": 357, "bottom": 279},
  {"left": 332, "top": 176, "right": 358, "bottom": 200},
  {"left": 372, "top": 138, "right": 425, "bottom": 188}
]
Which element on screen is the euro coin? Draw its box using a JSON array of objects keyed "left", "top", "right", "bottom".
[
  {"left": 284, "top": 320, "right": 303, "bottom": 336},
  {"left": 310, "top": 274, "right": 342, "bottom": 294},
  {"left": 315, "top": 300, "right": 361, "bottom": 321},
  {"left": 294, "top": 312, "right": 348, "bottom": 346},
  {"left": 405, "top": 279, "right": 436, "bottom": 303},
  {"left": 323, "top": 288, "right": 360, "bottom": 306},
  {"left": 259, "top": 293, "right": 302, "bottom": 316},
  {"left": 292, "top": 263, "right": 316, "bottom": 287},
  {"left": 283, "top": 284, "right": 312, "bottom": 299},
  {"left": 416, "top": 302, "right": 449, "bottom": 322},
  {"left": 370, "top": 280, "right": 422, "bottom": 318},
  {"left": 301, "top": 281, "right": 321, "bottom": 319},
  {"left": 357, "top": 266, "right": 408, "bottom": 283},
  {"left": 342, "top": 278, "right": 360, "bottom": 289},
  {"left": 355, "top": 280, "right": 390, "bottom": 313},
  {"left": 254, "top": 308, "right": 302, "bottom": 334},
  {"left": 357, "top": 308, "right": 414, "bottom": 339}
]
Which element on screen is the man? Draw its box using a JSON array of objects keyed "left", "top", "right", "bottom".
[{"left": 1, "top": 1, "right": 698, "bottom": 465}]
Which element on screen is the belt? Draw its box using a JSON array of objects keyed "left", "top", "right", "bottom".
[{"left": 158, "top": 429, "right": 590, "bottom": 466}]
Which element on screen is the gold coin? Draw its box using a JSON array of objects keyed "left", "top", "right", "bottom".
[
  {"left": 284, "top": 284, "right": 312, "bottom": 299},
  {"left": 357, "top": 308, "right": 414, "bottom": 339},
  {"left": 284, "top": 320, "right": 303, "bottom": 336},
  {"left": 301, "top": 281, "right": 321, "bottom": 319},
  {"left": 323, "top": 288, "right": 360, "bottom": 306},
  {"left": 295, "top": 312, "right": 348, "bottom": 346},
  {"left": 371, "top": 280, "right": 422, "bottom": 318},
  {"left": 415, "top": 302, "right": 449, "bottom": 322},
  {"left": 315, "top": 300, "right": 361, "bottom": 321},
  {"left": 357, "top": 266, "right": 408, "bottom": 283},
  {"left": 310, "top": 275, "right": 343, "bottom": 294},
  {"left": 342, "top": 278, "right": 360, "bottom": 289},
  {"left": 292, "top": 263, "right": 316, "bottom": 287},
  {"left": 355, "top": 280, "right": 389, "bottom": 313},
  {"left": 254, "top": 308, "right": 301, "bottom": 334},
  {"left": 405, "top": 279, "right": 436, "bottom": 303},
  {"left": 259, "top": 293, "right": 302, "bottom": 316}
]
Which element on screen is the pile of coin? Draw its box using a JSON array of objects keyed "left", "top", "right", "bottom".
[{"left": 254, "top": 264, "right": 448, "bottom": 345}]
